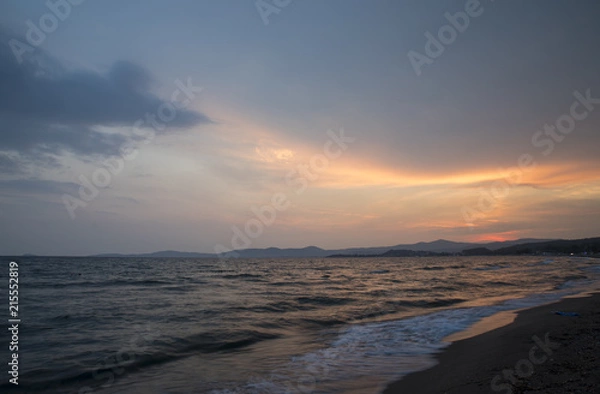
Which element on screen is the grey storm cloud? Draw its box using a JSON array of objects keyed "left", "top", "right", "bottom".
[{"left": 0, "top": 29, "right": 211, "bottom": 171}]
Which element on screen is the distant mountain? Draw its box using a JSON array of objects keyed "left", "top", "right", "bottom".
[
  {"left": 223, "top": 246, "right": 328, "bottom": 258},
  {"left": 493, "top": 237, "right": 600, "bottom": 255},
  {"left": 93, "top": 250, "right": 214, "bottom": 258},
  {"left": 89, "top": 238, "right": 557, "bottom": 258},
  {"left": 325, "top": 239, "right": 472, "bottom": 256},
  {"left": 479, "top": 238, "right": 557, "bottom": 251},
  {"left": 92, "top": 247, "right": 327, "bottom": 258},
  {"left": 393, "top": 239, "right": 477, "bottom": 254},
  {"left": 462, "top": 247, "right": 494, "bottom": 256},
  {"left": 328, "top": 238, "right": 555, "bottom": 256}
]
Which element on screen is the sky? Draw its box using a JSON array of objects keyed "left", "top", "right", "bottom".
[{"left": 1, "top": 0, "right": 599, "bottom": 255}]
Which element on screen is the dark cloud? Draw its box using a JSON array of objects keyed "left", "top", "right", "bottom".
[
  {"left": 1, "top": 57, "right": 207, "bottom": 128},
  {"left": 0, "top": 28, "right": 211, "bottom": 174}
]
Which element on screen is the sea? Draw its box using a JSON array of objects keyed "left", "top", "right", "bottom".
[{"left": 1, "top": 256, "right": 599, "bottom": 394}]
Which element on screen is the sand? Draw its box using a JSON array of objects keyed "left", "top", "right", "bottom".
[{"left": 382, "top": 293, "right": 600, "bottom": 394}]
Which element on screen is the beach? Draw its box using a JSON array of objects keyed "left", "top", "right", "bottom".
[{"left": 383, "top": 292, "right": 600, "bottom": 394}]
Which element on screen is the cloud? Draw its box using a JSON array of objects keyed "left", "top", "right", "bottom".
[
  {"left": 0, "top": 152, "right": 23, "bottom": 174},
  {"left": 0, "top": 28, "right": 211, "bottom": 174},
  {"left": 0, "top": 178, "right": 79, "bottom": 196}
]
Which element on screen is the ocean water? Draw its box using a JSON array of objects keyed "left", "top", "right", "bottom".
[{"left": 1, "top": 256, "right": 599, "bottom": 394}]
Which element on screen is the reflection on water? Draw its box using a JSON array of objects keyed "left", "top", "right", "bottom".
[{"left": 1, "top": 256, "right": 598, "bottom": 393}]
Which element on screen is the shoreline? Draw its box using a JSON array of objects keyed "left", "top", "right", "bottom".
[{"left": 382, "top": 291, "right": 600, "bottom": 394}]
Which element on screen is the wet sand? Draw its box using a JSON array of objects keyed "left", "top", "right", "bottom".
[{"left": 383, "top": 293, "right": 600, "bottom": 394}]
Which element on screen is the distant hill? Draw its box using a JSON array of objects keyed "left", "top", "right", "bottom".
[
  {"left": 394, "top": 239, "right": 475, "bottom": 254},
  {"left": 327, "top": 238, "right": 555, "bottom": 256},
  {"left": 493, "top": 237, "right": 600, "bottom": 255},
  {"left": 88, "top": 238, "right": 559, "bottom": 258},
  {"left": 93, "top": 250, "right": 214, "bottom": 258},
  {"left": 221, "top": 246, "right": 328, "bottom": 258},
  {"left": 328, "top": 249, "right": 441, "bottom": 258}
]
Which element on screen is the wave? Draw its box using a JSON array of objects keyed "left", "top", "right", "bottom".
[
  {"left": 222, "top": 273, "right": 265, "bottom": 280},
  {"left": 175, "top": 330, "right": 281, "bottom": 354},
  {"left": 216, "top": 290, "right": 583, "bottom": 394},
  {"left": 421, "top": 266, "right": 446, "bottom": 271},
  {"left": 296, "top": 296, "right": 355, "bottom": 306},
  {"left": 28, "top": 278, "right": 176, "bottom": 289},
  {"left": 385, "top": 298, "right": 467, "bottom": 309},
  {"left": 473, "top": 264, "right": 510, "bottom": 271},
  {"left": 483, "top": 280, "right": 517, "bottom": 287},
  {"left": 4, "top": 329, "right": 282, "bottom": 393},
  {"left": 268, "top": 281, "right": 311, "bottom": 287},
  {"left": 421, "top": 264, "right": 467, "bottom": 271},
  {"left": 368, "top": 269, "right": 390, "bottom": 274}
]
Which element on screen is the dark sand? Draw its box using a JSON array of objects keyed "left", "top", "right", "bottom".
[{"left": 383, "top": 293, "right": 600, "bottom": 394}]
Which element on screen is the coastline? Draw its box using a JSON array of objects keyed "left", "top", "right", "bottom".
[{"left": 382, "top": 292, "right": 600, "bottom": 394}]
